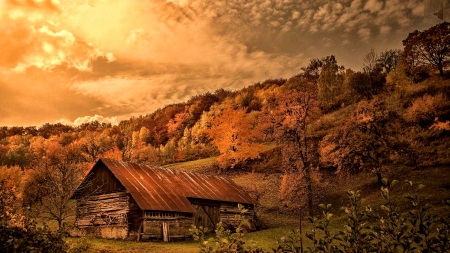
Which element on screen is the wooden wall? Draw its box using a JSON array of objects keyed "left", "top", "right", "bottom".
[
  {"left": 76, "top": 164, "right": 125, "bottom": 197},
  {"left": 140, "top": 211, "right": 193, "bottom": 241},
  {"left": 74, "top": 191, "right": 129, "bottom": 239},
  {"left": 220, "top": 202, "right": 255, "bottom": 231}
]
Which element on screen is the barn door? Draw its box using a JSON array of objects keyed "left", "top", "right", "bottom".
[{"left": 193, "top": 204, "right": 220, "bottom": 231}]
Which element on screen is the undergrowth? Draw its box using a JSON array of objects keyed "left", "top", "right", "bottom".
[{"left": 191, "top": 179, "right": 450, "bottom": 253}]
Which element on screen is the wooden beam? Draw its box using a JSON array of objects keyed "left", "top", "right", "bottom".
[{"left": 137, "top": 221, "right": 143, "bottom": 242}]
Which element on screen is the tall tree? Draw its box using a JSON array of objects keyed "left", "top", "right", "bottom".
[
  {"left": 262, "top": 78, "right": 321, "bottom": 216},
  {"left": 317, "top": 55, "right": 345, "bottom": 112},
  {"left": 402, "top": 22, "right": 450, "bottom": 76}
]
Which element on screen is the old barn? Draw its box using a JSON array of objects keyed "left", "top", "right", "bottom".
[{"left": 71, "top": 158, "right": 256, "bottom": 241}]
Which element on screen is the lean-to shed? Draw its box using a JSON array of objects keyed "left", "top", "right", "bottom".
[{"left": 71, "top": 158, "right": 256, "bottom": 241}]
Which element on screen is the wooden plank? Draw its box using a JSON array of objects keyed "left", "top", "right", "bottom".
[
  {"left": 162, "top": 222, "right": 169, "bottom": 242},
  {"left": 137, "top": 221, "right": 143, "bottom": 242}
]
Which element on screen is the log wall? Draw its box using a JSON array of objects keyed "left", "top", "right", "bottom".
[
  {"left": 220, "top": 203, "right": 255, "bottom": 231},
  {"left": 74, "top": 191, "right": 129, "bottom": 239},
  {"left": 140, "top": 211, "right": 193, "bottom": 240}
]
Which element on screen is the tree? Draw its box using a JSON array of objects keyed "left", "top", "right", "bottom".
[
  {"left": 377, "top": 49, "right": 403, "bottom": 74},
  {"left": 349, "top": 50, "right": 387, "bottom": 101},
  {"left": 24, "top": 142, "right": 86, "bottom": 230},
  {"left": 317, "top": 55, "right": 345, "bottom": 112},
  {"left": 348, "top": 70, "right": 386, "bottom": 100},
  {"left": 320, "top": 99, "right": 396, "bottom": 184},
  {"left": 261, "top": 77, "right": 321, "bottom": 216},
  {"left": 79, "top": 130, "right": 113, "bottom": 163},
  {"left": 402, "top": 22, "right": 450, "bottom": 76},
  {"left": 206, "top": 107, "right": 264, "bottom": 169}
]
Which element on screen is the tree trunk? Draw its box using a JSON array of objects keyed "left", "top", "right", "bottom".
[
  {"left": 376, "top": 169, "right": 383, "bottom": 185},
  {"left": 439, "top": 66, "right": 444, "bottom": 76},
  {"left": 304, "top": 166, "right": 314, "bottom": 217}
]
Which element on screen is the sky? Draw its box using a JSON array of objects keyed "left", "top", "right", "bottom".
[{"left": 0, "top": 0, "right": 446, "bottom": 127}]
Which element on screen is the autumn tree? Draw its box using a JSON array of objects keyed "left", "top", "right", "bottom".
[
  {"left": 2, "top": 135, "right": 30, "bottom": 169},
  {"left": 320, "top": 99, "right": 397, "bottom": 184},
  {"left": 261, "top": 77, "right": 321, "bottom": 216},
  {"left": 24, "top": 142, "right": 86, "bottom": 229},
  {"left": 79, "top": 130, "right": 113, "bottom": 163},
  {"left": 402, "top": 22, "right": 450, "bottom": 76},
  {"left": 206, "top": 107, "right": 264, "bottom": 169},
  {"left": 0, "top": 166, "right": 25, "bottom": 212}
]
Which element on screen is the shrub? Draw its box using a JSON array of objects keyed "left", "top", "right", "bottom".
[
  {"left": 278, "top": 179, "right": 450, "bottom": 253},
  {"left": 0, "top": 181, "right": 68, "bottom": 253},
  {"left": 192, "top": 180, "right": 450, "bottom": 253},
  {"left": 405, "top": 93, "right": 449, "bottom": 126},
  {"left": 190, "top": 204, "right": 265, "bottom": 253}
]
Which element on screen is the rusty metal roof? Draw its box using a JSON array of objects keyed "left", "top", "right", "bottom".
[{"left": 75, "top": 158, "right": 255, "bottom": 213}]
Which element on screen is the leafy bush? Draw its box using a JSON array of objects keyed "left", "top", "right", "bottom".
[
  {"left": 190, "top": 204, "right": 265, "bottom": 253},
  {"left": 280, "top": 179, "right": 450, "bottom": 253},
  {"left": 192, "top": 180, "right": 450, "bottom": 253},
  {"left": 67, "top": 237, "right": 91, "bottom": 253},
  {"left": 0, "top": 181, "right": 68, "bottom": 253}
]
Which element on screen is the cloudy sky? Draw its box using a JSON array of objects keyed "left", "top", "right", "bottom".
[{"left": 0, "top": 0, "right": 445, "bottom": 127}]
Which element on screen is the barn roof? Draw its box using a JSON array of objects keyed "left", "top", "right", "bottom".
[{"left": 72, "top": 158, "right": 255, "bottom": 213}]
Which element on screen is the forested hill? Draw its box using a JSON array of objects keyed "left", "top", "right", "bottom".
[{"left": 1, "top": 22, "right": 450, "bottom": 218}]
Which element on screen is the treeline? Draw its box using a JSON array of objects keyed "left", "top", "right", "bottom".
[{"left": 1, "top": 22, "right": 450, "bottom": 225}]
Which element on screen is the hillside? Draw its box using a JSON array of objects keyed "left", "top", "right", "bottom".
[{"left": 1, "top": 22, "right": 450, "bottom": 240}]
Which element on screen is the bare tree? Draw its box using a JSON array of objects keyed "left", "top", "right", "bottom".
[{"left": 24, "top": 142, "right": 86, "bottom": 230}]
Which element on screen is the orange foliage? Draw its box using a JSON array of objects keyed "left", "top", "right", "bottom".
[
  {"left": 206, "top": 107, "right": 264, "bottom": 169},
  {"left": 102, "top": 146, "right": 123, "bottom": 160}
]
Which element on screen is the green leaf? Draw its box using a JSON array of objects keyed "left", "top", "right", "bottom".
[
  {"left": 326, "top": 213, "right": 333, "bottom": 221},
  {"left": 390, "top": 180, "right": 399, "bottom": 188},
  {"left": 381, "top": 178, "right": 388, "bottom": 185},
  {"left": 318, "top": 204, "right": 326, "bottom": 210},
  {"left": 417, "top": 184, "right": 425, "bottom": 191}
]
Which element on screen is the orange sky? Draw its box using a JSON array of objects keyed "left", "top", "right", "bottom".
[{"left": 0, "top": 0, "right": 443, "bottom": 127}]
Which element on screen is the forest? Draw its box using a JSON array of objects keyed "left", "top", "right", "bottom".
[{"left": 1, "top": 22, "right": 450, "bottom": 252}]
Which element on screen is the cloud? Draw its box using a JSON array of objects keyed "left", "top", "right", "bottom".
[
  {"left": 379, "top": 25, "right": 391, "bottom": 36},
  {"left": 0, "top": 3, "right": 113, "bottom": 72},
  {"left": 58, "top": 115, "right": 119, "bottom": 126},
  {"left": 364, "top": 0, "right": 384, "bottom": 14},
  {"left": 6, "top": 0, "right": 60, "bottom": 12},
  {"left": 358, "top": 28, "right": 371, "bottom": 42},
  {"left": 0, "top": 0, "right": 443, "bottom": 126}
]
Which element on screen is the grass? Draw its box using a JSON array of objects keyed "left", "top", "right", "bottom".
[
  {"left": 66, "top": 237, "right": 199, "bottom": 253},
  {"left": 163, "top": 157, "right": 218, "bottom": 172},
  {"left": 66, "top": 217, "right": 350, "bottom": 253}
]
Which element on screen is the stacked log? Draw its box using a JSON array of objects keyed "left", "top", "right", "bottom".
[{"left": 74, "top": 191, "right": 129, "bottom": 239}]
